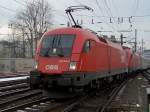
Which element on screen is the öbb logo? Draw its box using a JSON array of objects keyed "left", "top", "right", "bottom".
[{"left": 45, "top": 65, "right": 58, "bottom": 70}]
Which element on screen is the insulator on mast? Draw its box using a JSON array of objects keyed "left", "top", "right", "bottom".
[
  {"left": 92, "top": 17, "right": 94, "bottom": 24},
  {"left": 118, "top": 17, "right": 120, "bottom": 24},
  {"left": 81, "top": 19, "right": 83, "bottom": 25},
  {"left": 110, "top": 18, "right": 112, "bottom": 23}
]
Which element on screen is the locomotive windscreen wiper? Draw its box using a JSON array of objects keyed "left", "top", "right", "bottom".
[
  {"left": 46, "top": 36, "right": 55, "bottom": 57},
  {"left": 40, "top": 36, "right": 54, "bottom": 57},
  {"left": 57, "top": 35, "right": 64, "bottom": 57}
]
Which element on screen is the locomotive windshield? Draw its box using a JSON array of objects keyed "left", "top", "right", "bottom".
[{"left": 40, "top": 34, "right": 75, "bottom": 57}]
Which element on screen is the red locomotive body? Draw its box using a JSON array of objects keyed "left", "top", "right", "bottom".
[
  {"left": 130, "top": 53, "right": 141, "bottom": 71},
  {"left": 30, "top": 27, "right": 142, "bottom": 89}
]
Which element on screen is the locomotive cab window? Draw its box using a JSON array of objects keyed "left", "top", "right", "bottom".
[
  {"left": 83, "top": 40, "right": 90, "bottom": 53},
  {"left": 40, "top": 34, "right": 75, "bottom": 57}
]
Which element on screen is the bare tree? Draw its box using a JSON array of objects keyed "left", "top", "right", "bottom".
[{"left": 14, "top": 0, "right": 52, "bottom": 57}]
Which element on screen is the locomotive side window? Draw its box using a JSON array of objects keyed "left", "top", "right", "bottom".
[{"left": 83, "top": 40, "right": 90, "bottom": 53}]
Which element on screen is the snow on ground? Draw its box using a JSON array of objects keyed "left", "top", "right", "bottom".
[{"left": 0, "top": 76, "right": 29, "bottom": 82}]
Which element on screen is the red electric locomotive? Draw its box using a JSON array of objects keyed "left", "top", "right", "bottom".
[
  {"left": 123, "top": 47, "right": 141, "bottom": 73},
  {"left": 30, "top": 27, "right": 136, "bottom": 90}
]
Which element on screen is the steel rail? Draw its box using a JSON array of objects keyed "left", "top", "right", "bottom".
[
  {"left": 62, "top": 92, "right": 95, "bottom": 112},
  {"left": 96, "top": 80, "right": 128, "bottom": 112},
  {"left": 0, "top": 87, "right": 30, "bottom": 98},
  {"left": 0, "top": 89, "right": 42, "bottom": 108},
  {"left": 0, "top": 78, "right": 28, "bottom": 87},
  {"left": 0, "top": 97, "right": 50, "bottom": 112},
  {"left": 0, "top": 83, "right": 29, "bottom": 92}
]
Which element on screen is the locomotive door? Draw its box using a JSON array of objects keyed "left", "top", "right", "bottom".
[
  {"left": 82, "top": 40, "right": 96, "bottom": 71},
  {"left": 107, "top": 45, "right": 111, "bottom": 75},
  {"left": 88, "top": 40, "right": 96, "bottom": 71}
]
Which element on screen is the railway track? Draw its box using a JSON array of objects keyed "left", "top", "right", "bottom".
[
  {"left": 0, "top": 96, "right": 51, "bottom": 112},
  {"left": 96, "top": 80, "right": 128, "bottom": 112},
  {"left": 143, "top": 71, "right": 150, "bottom": 82},
  {"left": 13, "top": 98, "right": 70, "bottom": 112},
  {"left": 0, "top": 73, "right": 141, "bottom": 112},
  {"left": 0, "top": 89, "right": 43, "bottom": 111},
  {"left": 0, "top": 83, "right": 29, "bottom": 92},
  {"left": 0, "top": 73, "right": 28, "bottom": 78},
  {"left": 62, "top": 80, "right": 128, "bottom": 112},
  {"left": 0, "top": 90, "right": 79, "bottom": 112},
  {"left": 0, "top": 87, "right": 30, "bottom": 98},
  {"left": 6, "top": 79, "right": 127, "bottom": 112},
  {"left": 0, "top": 76, "right": 29, "bottom": 94},
  {"left": 3, "top": 74, "right": 142, "bottom": 112},
  {"left": 0, "top": 78, "right": 29, "bottom": 88},
  {"left": 10, "top": 94, "right": 86, "bottom": 112},
  {"left": 0, "top": 80, "right": 73, "bottom": 112}
]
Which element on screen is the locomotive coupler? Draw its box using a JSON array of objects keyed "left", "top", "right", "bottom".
[{"left": 30, "top": 70, "right": 41, "bottom": 88}]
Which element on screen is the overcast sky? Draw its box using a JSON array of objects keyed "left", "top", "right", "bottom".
[{"left": 0, "top": 0, "right": 150, "bottom": 50}]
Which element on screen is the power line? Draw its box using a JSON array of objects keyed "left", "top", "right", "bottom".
[
  {"left": 0, "top": 4, "right": 16, "bottom": 12},
  {"left": 13, "top": 0, "right": 26, "bottom": 6},
  {"left": 13, "top": 0, "right": 68, "bottom": 20},
  {"left": 132, "top": 0, "right": 139, "bottom": 16},
  {"left": 104, "top": 0, "right": 114, "bottom": 18},
  {"left": 103, "top": 0, "right": 120, "bottom": 30},
  {"left": 51, "top": 10, "right": 68, "bottom": 19},
  {"left": 102, "top": 0, "right": 114, "bottom": 19},
  {"left": 111, "top": 0, "right": 119, "bottom": 16},
  {"left": 133, "top": 14, "right": 150, "bottom": 17},
  {"left": 95, "top": 0, "right": 105, "bottom": 17},
  {"left": 72, "top": 0, "right": 82, "bottom": 5},
  {"left": 95, "top": 0, "right": 118, "bottom": 31},
  {"left": 0, "top": 32, "right": 44, "bottom": 35},
  {"left": 93, "top": 0, "right": 117, "bottom": 31},
  {"left": 71, "top": 0, "right": 117, "bottom": 31},
  {"left": 74, "top": 13, "right": 150, "bottom": 19}
]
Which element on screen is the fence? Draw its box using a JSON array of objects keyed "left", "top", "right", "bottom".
[{"left": 0, "top": 58, "right": 35, "bottom": 73}]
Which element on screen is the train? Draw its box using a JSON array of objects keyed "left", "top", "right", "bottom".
[{"left": 30, "top": 27, "right": 150, "bottom": 91}]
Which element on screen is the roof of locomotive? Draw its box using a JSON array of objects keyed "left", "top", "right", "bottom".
[
  {"left": 44, "top": 27, "right": 80, "bottom": 35},
  {"left": 44, "top": 27, "right": 87, "bottom": 36},
  {"left": 43, "top": 27, "right": 99, "bottom": 41},
  {"left": 43, "top": 27, "right": 124, "bottom": 51}
]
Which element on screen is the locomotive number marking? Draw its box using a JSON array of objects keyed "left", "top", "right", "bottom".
[
  {"left": 45, "top": 65, "right": 58, "bottom": 70},
  {"left": 59, "top": 60, "right": 70, "bottom": 63}
]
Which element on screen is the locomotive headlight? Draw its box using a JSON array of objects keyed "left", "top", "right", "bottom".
[
  {"left": 34, "top": 61, "right": 38, "bottom": 69},
  {"left": 69, "top": 62, "right": 77, "bottom": 70}
]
